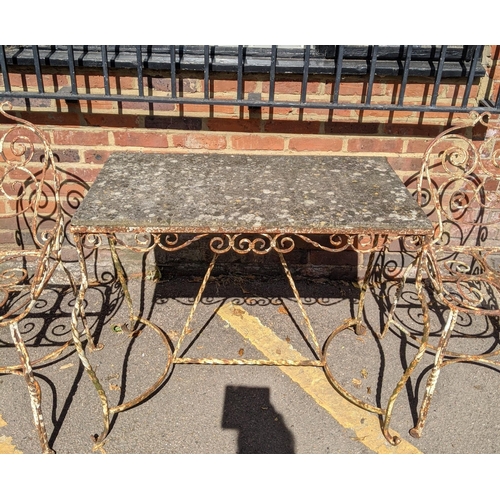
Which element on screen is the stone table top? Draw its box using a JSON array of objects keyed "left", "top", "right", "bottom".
[{"left": 70, "top": 153, "right": 433, "bottom": 236}]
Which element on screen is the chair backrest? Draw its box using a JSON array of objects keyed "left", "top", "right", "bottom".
[
  {"left": 416, "top": 111, "right": 500, "bottom": 252},
  {"left": 0, "top": 101, "right": 64, "bottom": 318},
  {"left": 0, "top": 101, "right": 62, "bottom": 254}
]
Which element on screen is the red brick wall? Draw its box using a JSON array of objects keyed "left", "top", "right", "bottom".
[{"left": 1, "top": 45, "right": 499, "bottom": 279}]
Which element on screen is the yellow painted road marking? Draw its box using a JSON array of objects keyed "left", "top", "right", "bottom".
[
  {"left": 0, "top": 413, "right": 22, "bottom": 454},
  {"left": 217, "top": 303, "right": 422, "bottom": 454}
]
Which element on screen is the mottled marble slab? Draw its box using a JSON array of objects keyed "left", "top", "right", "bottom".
[{"left": 71, "top": 153, "right": 432, "bottom": 235}]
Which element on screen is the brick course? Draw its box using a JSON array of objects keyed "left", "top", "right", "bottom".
[{"left": 1, "top": 45, "right": 499, "bottom": 278}]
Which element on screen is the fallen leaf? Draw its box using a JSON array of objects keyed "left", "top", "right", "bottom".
[
  {"left": 361, "top": 368, "right": 368, "bottom": 379},
  {"left": 285, "top": 336, "right": 291, "bottom": 343},
  {"left": 232, "top": 308, "right": 245, "bottom": 317},
  {"left": 168, "top": 330, "right": 179, "bottom": 340},
  {"left": 277, "top": 305, "right": 288, "bottom": 315},
  {"left": 367, "top": 387, "right": 372, "bottom": 394},
  {"left": 261, "top": 406, "right": 269, "bottom": 410},
  {"left": 109, "top": 383, "right": 120, "bottom": 391},
  {"left": 59, "top": 363, "right": 74, "bottom": 371},
  {"left": 352, "top": 378, "right": 362, "bottom": 388},
  {"left": 238, "top": 348, "right": 244, "bottom": 356}
]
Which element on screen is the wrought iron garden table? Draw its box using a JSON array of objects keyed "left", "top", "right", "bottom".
[{"left": 69, "top": 152, "right": 433, "bottom": 450}]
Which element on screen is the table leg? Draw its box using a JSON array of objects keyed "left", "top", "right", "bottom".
[
  {"left": 321, "top": 318, "right": 386, "bottom": 416},
  {"left": 173, "top": 252, "right": 218, "bottom": 358},
  {"left": 108, "top": 235, "right": 136, "bottom": 330},
  {"left": 321, "top": 243, "right": 432, "bottom": 446},
  {"left": 278, "top": 252, "right": 322, "bottom": 359},
  {"left": 70, "top": 232, "right": 110, "bottom": 451},
  {"left": 71, "top": 233, "right": 174, "bottom": 446}
]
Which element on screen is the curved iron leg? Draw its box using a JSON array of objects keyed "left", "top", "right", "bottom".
[
  {"left": 10, "top": 322, "right": 54, "bottom": 454},
  {"left": 322, "top": 319, "right": 385, "bottom": 415},
  {"left": 355, "top": 251, "right": 377, "bottom": 336},
  {"left": 409, "top": 308, "right": 458, "bottom": 438},
  {"left": 381, "top": 250, "right": 431, "bottom": 444},
  {"left": 108, "top": 236, "right": 136, "bottom": 328},
  {"left": 71, "top": 233, "right": 110, "bottom": 451}
]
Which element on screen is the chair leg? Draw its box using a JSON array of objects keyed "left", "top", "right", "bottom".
[
  {"left": 9, "top": 322, "right": 54, "bottom": 454},
  {"left": 409, "top": 308, "right": 458, "bottom": 439}
]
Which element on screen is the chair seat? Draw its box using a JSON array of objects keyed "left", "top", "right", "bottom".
[{"left": 431, "top": 246, "right": 500, "bottom": 314}]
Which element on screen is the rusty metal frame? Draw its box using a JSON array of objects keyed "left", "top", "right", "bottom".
[
  {"left": 381, "top": 111, "right": 500, "bottom": 439},
  {"left": 69, "top": 228, "right": 428, "bottom": 451},
  {"left": 0, "top": 101, "right": 77, "bottom": 453}
]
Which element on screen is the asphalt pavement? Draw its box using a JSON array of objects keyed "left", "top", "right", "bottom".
[{"left": 2, "top": 267, "right": 500, "bottom": 456}]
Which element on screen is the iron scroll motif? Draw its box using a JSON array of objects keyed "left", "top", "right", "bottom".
[
  {"left": 0, "top": 101, "right": 70, "bottom": 454},
  {"left": 72, "top": 226, "right": 427, "bottom": 450},
  {"left": 418, "top": 111, "right": 500, "bottom": 313},
  {"left": 79, "top": 232, "right": 406, "bottom": 255},
  {"left": 380, "top": 111, "right": 500, "bottom": 440}
]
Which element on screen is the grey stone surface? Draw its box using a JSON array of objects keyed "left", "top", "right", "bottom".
[{"left": 71, "top": 153, "right": 433, "bottom": 235}]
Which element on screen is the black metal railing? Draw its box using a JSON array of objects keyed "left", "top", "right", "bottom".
[{"left": 1, "top": 45, "right": 499, "bottom": 113}]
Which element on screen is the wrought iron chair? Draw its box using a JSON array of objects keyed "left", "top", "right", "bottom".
[
  {"left": 382, "top": 110, "right": 500, "bottom": 439},
  {"left": 0, "top": 101, "right": 76, "bottom": 453}
]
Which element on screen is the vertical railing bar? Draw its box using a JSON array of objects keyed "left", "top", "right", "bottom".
[
  {"left": 0, "top": 45, "right": 10, "bottom": 93},
  {"left": 300, "top": 45, "right": 311, "bottom": 104},
  {"left": 461, "top": 45, "right": 482, "bottom": 107},
  {"left": 204, "top": 45, "right": 209, "bottom": 100},
  {"left": 136, "top": 45, "right": 144, "bottom": 97},
  {"left": 431, "top": 45, "right": 447, "bottom": 106},
  {"left": 170, "top": 45, "right": 177, "bottom": 99},
  {"left": 333, "top": 45, "right": 344, "bottom": 105},
  {"left": 269, "top": 45, "right": 277, "bottom": 104},
  {"left": 32, "top": 45, "right": 44, "bottom": 93},
  {"left": 495, "top": 84, "right": 500, "bottom": 108},
  {"left": 67, "top": 45, "right": 78, "bottom": 95},
  {"left": 237, "top": 45, "right": 243, "bottom": 101},
  {"left": 398, "top": 45, "right": 413, "bottom": 107},
  {"left": 101, "top": 45, "right": 110, "bottom": 96},
  {"left": 365, "top": 45, "right": 378, "bottom": 104}
]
